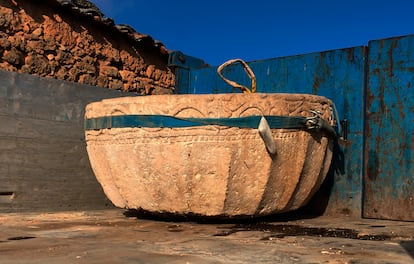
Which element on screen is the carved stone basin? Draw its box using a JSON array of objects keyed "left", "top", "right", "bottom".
[{"left": 84, "top": 93, "right": 335, "bottom": 217}]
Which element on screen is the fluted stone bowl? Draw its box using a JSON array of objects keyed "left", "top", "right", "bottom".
[{"left": 84, "top": 93, "right": 335, "bottom": 217}]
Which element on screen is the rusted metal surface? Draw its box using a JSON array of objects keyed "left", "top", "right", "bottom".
[
  {"left": 171, "top": 47, "right": 367, "bottom": 218},
  {"left": 364, "top": 35, "right": 414, "bottom": 221},
  {"left": 172, "top": 36, "right": 414, "bottom": 221}
]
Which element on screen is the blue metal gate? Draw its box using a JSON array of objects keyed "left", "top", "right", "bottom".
[
  {"left": 169, "top": 34, "right": 413, "bottom": 220},
  {"left": 364, "top": 35, "right": 414, "bottom": 221}
]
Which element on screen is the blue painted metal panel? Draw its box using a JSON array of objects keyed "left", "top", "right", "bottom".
[
  {"left": 173, "top": 48, "right": 367, "bottom": 217},
  {"left": 364, "top": 35, "right": 414, "bottom": 221},
  {"left": 168, "top": 51, "right": 208, "bottom": 94}
]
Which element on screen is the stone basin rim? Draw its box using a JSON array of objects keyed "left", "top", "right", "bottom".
[
  {"left": 93, "top": 92, "right": 332, "bottom": 102},
  {"left": 85, "top": 93, "right": 334, "bottom": 118}
]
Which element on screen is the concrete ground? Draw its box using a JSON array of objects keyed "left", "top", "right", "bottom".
[{"left": 0, "top": 209, "right": 413, "bottom": 264}]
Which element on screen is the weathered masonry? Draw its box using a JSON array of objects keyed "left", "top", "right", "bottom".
[{"left": 0, "top": 0, "right": 174, "bottom": 94}]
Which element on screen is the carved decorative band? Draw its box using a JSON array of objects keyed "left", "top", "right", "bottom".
[{"left": 85, "top": 129, "right": 310, "bottom": 145}]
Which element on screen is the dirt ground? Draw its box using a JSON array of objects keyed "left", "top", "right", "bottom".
[{"left": 0, "top": 209, "right": 413, "bottom": 263}]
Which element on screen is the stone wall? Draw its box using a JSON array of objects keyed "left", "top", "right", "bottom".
[{"left": 0, "top": 0, "right": 175, "bottom": 94}]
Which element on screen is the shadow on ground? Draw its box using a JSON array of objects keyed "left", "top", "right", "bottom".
[{"left": 401, "top": 240, "right": 414, "bottom": 260}]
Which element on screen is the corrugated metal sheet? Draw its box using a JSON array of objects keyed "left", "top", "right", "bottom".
[{"left": 364, "top": 35, "right": 414, "bottom": 221}]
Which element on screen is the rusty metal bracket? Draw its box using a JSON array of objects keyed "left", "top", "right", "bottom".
[
  {"left": 306, "top": 110, "right": 338, "bottom": 138},
  {"left": 168, "top": 51, "right": 208, "bottom": 70}
]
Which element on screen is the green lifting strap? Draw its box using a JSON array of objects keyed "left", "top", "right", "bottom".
[
  {"left": 85, "top": 115, "right": 307, "bottom": 130},
  {"left": 84, "top": 115, "right": 308, "bottom": 130}
]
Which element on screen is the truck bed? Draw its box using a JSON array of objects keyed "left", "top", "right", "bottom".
[{"left": 1, "top": 209, "right": 413, "bottom": 263}]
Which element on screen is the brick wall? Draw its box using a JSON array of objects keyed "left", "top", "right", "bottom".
[{"left": 0, "top": 0, "right": 175, "bottom": 94}]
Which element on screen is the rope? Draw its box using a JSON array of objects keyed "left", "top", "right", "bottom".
[{"left": 217, "top": 59, "right": 256, "bottom": 93}]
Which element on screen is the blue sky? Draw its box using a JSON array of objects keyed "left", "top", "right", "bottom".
[{"left": 92, "top": 0, "right": 414, "bottom": 66}]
